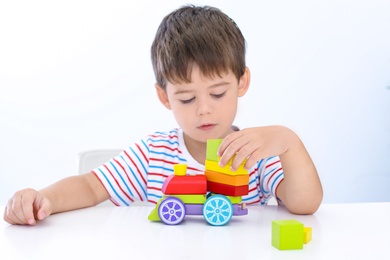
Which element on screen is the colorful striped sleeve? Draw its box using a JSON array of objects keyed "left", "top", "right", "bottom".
[
  {"left": 259, "top": 156, "right": 284, "bottom": 204},
  {"left": 241, "top": 155, "right": 284, "bottom": 205},
  {"left": 92, "top": 138, "right": 150, "bottom": 206}
]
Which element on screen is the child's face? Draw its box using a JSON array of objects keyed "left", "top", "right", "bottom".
[{"left": 156, "top": 64, "right": 250, "bottom": 144}]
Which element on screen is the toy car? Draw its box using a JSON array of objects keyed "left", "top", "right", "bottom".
[
  {"left": 148, "top": 168, "right": 248, "bottom": 226},
  {"left": 148, "top": 140, "right": 250, "bottom": 226}
]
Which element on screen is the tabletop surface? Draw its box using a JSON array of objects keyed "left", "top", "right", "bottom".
[{"left": 1, "top": 202, "right": 389, "bottom": 260}]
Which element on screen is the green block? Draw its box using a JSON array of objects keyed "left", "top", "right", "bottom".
[
  {"left": 225, "top": 195, "right": 242, "bottom": 204},
  {"left": 206, "top": 139, "right": 222, "bottom": 162},
  {"left": 148, "top": 197, "right": 164, "bottom": 221},
  {"left": 272, "top": 220, "right": 304, "bottom": 250},
  {"left": 210, "top": 193, "right": 242, "bottom": 204},
  {"left": 170, "top": 194, "right": 206, "bottom": 204}
]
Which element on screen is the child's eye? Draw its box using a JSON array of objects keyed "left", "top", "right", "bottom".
[
  {"left": 212, "top": 92, "right": 226, "bottom": 99},
  {"left": 180, "top": 97, "right": 195, "bottom": 104}
]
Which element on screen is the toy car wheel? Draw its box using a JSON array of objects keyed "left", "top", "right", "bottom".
[
  {"left": 203, "top": 195, "right": 233, "bottom": 226},
  {"left": 158, "top": 197, "right": 186, "bottom": 225}
]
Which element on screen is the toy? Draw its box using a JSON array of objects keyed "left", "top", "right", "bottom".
[
  {"left": 204, "top": 169, "right": 249, "bottom": 186},
  {"left": 148, "top": 139, "right": 249, "bottom": 226},
  {"left": 271, "top": 220, "right": 312, "bottom": 250},
  {"left": 204, "top": 139, "right": 249, "bottom": 196},
  {"left": 162, "top": 174, "right": 207, "bottom": 194},
  {"left": 304, "top": 227, "right": 312, "bottom": 244}
]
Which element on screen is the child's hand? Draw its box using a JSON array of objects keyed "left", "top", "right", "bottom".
[
  {"left": 218, "top": 126, "right": 294, "bottom": 171},
  {"left": 3, "top": 188, "right": 52, "bottom": 225},
  {"left": 219, "top": 125, "right": 322, "bottom": 214}
]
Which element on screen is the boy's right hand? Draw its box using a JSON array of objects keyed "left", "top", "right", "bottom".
[{"left": 3, "top": 188, "right": 52, "bottom": 225}]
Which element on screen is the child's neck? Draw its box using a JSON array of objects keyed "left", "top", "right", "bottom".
[{"left": 183, "top": 134, "right": 207, "bottom": 165}]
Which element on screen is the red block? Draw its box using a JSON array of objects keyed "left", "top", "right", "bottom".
[
  {"left": 207, "top": 181, "right": 249, "bottom": 196},
  {"left": 162, "top": 175, "right": 207, "bottom": 195}
]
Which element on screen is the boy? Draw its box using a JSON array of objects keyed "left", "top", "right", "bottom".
[{"left": 3, "top": 5, "right": 322, "bottom": 225}]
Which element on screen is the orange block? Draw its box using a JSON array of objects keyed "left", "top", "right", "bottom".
[
  {"left": 162, "top": 175, "right": 207, "bottom": 195},
  {"left": 207, "top": 181, "right": 249, "bottom": 196},
  {"left": 205, "top": 170, "right": 249, "bottom": 186}
]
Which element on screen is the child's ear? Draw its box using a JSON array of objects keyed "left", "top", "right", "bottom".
[
  {"left": 155, "top": 83, "right": 172, "bottom": 110},
  {"left": 238, "top": 67, "right": 250, "bottom": 97}
]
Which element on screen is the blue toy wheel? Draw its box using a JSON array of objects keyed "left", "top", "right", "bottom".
[
  {"left": 158, "top": 197, "right": 186, "bottom": 225},
  {"left": 203, "top": 195, "right": 233, "bottom": 226}
]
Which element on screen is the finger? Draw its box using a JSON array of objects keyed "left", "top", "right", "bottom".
[
  {"left": 3, "top": 205, "right": 17, "bottom": 225},
  {"left": 220, "top": 135, "right": 249, "bottom": 168},
  {"left": 219, "top": 141, "right": 240, "bottom": 167},
  {"left": 35, "top": 197, "right": 51, "bottom": 221},
  {"left": 4, "top": 200, "right": 24, "bottom": 225},
  {"left": 230, "top": 142, "right": 258, "bottom": 171},
  {"left": 244, "top": 154, "right": 260, "bottom": 170},
  {"left": 10, "top": 195, "right": 32, "bottom": 225},
  {"left": 244, "top": 148, "right": 272, "bottom": 170},
  {"left": 21, "top": 194, "right": 37, "bottom": 225},
  {"left": 218, "top": 131, "right": 242, "bottom": 157}
]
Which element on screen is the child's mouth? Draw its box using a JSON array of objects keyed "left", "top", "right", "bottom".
[{"left": 198, "top": 124, "right": 215, "bottom": 131}]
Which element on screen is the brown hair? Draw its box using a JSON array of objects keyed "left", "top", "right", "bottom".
[{"left": 151, "top": 5, "right": 246, "bottom": 89}]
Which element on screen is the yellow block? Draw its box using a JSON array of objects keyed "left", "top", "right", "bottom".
[
  {"left": 174, "top": 164, "right": 187, "bottom": 176},
  {"left": 205, "top": 170, "right": 249, "bottom": 186},
  {"left": 219, "top": 156, "right": 247, "bottom": 167},
  {"left": 304, "top": 227, "right": 312, "bottom": 244},
  {"left": 205, "top": 159, "right": 248, "bottom": 175}
]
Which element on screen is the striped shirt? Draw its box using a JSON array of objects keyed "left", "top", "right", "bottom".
[{"left": 93, "top": 128, "right": 284, "bottom": 206}]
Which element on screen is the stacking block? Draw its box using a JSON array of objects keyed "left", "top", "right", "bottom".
[
  {"left": 148, "top": 197, "right": 164, "bottom": 221},
  {"left": 206, "top": 139, "right": 222, "bottom": 162},
  {"left": 209, "top": 193, "right": 243, "bottom": 204},
  {"left": 304, "top": 227, "right": 312, "bottom": 244},
  {"left": 185, "top": 204, "right": 204, "bottom": 215},
  {"left": 205, "top": 170, "right": 249, "bottom": 186},
  {"left": 148, "top": 195, "right": 206, "bottom": 221},
  {"left": 272, "top": 220, "right": 304, "bottom": 250},
  {"left": 207, "top": 181, "right": 249, "bottom": 196},
  {"left": 205, "top": 159, "right": 248, "bottom": 175},
  {"left": 167, "top": 194, "right": 206, "bottom": 204},
  {"left": 233, "top": 204, "right": 248, "bottom": 216},
  {"left": 207, "top": 192, "right": 242, "bottom": 204},
  {"left": 162, "top": 175, "right": 207, "bottom": 195},
  {"left": 226, "top": 195, "right": 242, "bottom": 204},
  {"left": 174, "top": 164, "right": 187, "bottom": 176},
  {"left": 222, "top": 156, "right": 247, "bottom": 168}
]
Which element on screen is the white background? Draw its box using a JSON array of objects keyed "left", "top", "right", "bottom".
[{"left": 1, "top": 0, "right": 389, "bottom": 204}]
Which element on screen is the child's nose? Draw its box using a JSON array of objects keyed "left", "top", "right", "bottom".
[{"left": 197, "top": 98, "right": 212, "bottom": 115}]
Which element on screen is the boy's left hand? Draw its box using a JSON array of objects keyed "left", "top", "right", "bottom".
[{"left": 218, "top": 126, "right": 293, "bottom": 171}]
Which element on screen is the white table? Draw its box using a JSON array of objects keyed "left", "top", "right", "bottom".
[{"left": 1, "top": 203, "right": 389, "bottom": 260}]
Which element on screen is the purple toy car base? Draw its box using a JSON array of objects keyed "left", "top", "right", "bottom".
[{"left": 156, "top": 196, "right": 248, "bottom": 226}]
